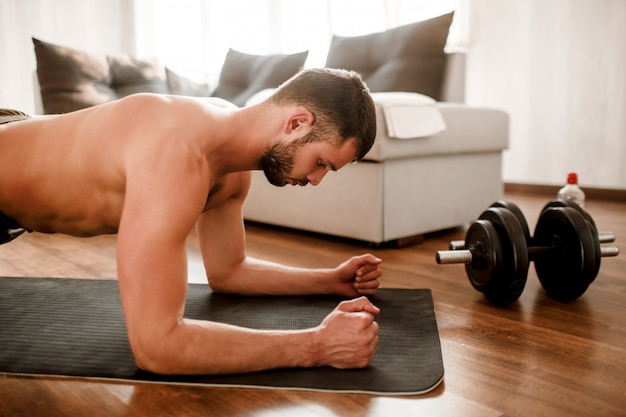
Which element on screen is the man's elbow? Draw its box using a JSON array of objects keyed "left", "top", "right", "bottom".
[
  {"left": 206, "top": 275, "right": 237, "bottom": 293},
  {"left": 128, "top": 327, "right": 189, "bottom": 375},
  {"left": 205, "top": 266, "right": 242, "bottom": 294},
  {"left": 131, "top": 340, "right": 179, "bottom": 375}
]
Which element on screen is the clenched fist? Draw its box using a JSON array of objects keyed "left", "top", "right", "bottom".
[
  {"left": 312, "top": 296, "right": 380, "bottom": 369},
  {"left": 333, "top": 254, "right": 382, "bottom": 297}
]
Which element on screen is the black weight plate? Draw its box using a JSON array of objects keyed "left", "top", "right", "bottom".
[
  {"left": 464, "top": 220, "right": 503, "bottom": 293},
  {"left": 491, "top": 200, "right": 531, "bottom": 245},
  {"left": 477, "top": 207, "right": 529, "bottom": 304},
  {"left": 542, "top": 199, "right": 597, "bottom": 234},
  {"left": 541, "top": 199, "right": 601, "bottom": 278},
  {"left": 532, "top": 207, "right": 600, "bottom": 301},
  {"left": 542, "top": 206, "right": 598, "bottom": 285}
]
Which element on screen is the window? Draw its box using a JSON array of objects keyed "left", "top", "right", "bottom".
[{"left": 136, "top": 0, "right": 463, "bottom": 85}]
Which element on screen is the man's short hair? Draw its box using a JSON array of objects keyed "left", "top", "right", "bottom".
[{"left": 270, "top": 68, "right": 376, "bottom": 161}]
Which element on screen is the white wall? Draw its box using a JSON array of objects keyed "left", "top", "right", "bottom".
[
  {"left": 0, "top": 0, "right": 134, "bottom": 114},
  {"left": 465, "top": 0, "right": 626, "bottom": 190}
]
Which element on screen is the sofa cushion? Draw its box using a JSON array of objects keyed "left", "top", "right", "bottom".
[
  {"left": 108, "top": 54, "right": 169, "bottom": 98},
  {"left": 212, "top": 48, "right": 308, "bottom": 107},
  {"left": 166, "top": 68, "right": 211, "bottom": 97},
  {"left": 325, "top": 12, "right": 453, "bottom": 101},
  {"left": 33, "top": 38, "right": 116, "bottom": 114},
  {"left": 33, "top": 38, "right": 170, "bottom": 114}
]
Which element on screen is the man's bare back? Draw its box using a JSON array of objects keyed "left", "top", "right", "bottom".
[
  {"left": 0, "top": 94, "right": 242, "bottom": 236},
  {"left": 0, "top": 68, "right": 383, "bottom": 376}
]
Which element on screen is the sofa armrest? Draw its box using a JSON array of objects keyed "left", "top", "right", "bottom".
[{"left": 364, "top": 103, "right": 509, "bottom": 161}]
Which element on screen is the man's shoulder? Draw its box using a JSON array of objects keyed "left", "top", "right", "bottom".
[
  {"left": 115, "top": 93, "right": 235, "bottom": 110},
  {"left": 203, "top": 97, "right": 238, "bottom": 110}
]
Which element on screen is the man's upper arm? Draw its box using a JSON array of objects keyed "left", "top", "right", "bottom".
[
  {"left": 195, "top": 173, "right": 251, "bottom": 285},
  {"left": 115, "top": 127, "right": 209, "bottom": 348}
]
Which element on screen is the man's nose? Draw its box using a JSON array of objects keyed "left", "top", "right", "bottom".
[{"left": 307, "top": 167, "right": 329, "bottom": 186}]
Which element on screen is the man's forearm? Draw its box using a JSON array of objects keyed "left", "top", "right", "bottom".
[
  {"left": 207, "top": 256, "right": 338, "bottom": 296},
  {"left": 132, "top": 297, "right": 380, "bottom": 376},
  {"left": 135, "top": 318, "right": 321, "bottom": 375}
]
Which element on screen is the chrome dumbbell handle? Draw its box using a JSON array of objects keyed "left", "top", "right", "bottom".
[
  {"left": 438, "top": 244, "right": 620, "bottom": 265},
  {"left": 448, "top": 240, "right": 466, "bottom": 250},
  {"left": 599, "top": 231, "right": 616, "bottom": 243},
  {"left": 449, "top": 231, "right": 616, "bottom": 250},
  {"left": 436, "top": 249, "right": 472, "bottom": 265},
  {"left": 601, "top": 245, "right": 620, "bottom": 257}
]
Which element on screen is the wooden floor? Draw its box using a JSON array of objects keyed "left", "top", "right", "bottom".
[{"left": 0, "top": 191, "right": 624, "bottom": 417}]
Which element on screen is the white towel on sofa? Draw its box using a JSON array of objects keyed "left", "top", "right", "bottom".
[{"left": 372, "top": 92, "right": 446, "bottom": 139}]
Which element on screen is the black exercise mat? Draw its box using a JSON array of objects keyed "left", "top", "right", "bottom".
[{"left": 0, "top": 277, "right": 444, "bottom": 395}]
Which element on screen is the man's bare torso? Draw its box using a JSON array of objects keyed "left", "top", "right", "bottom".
[{"left": 0, "top": 94, "right": 248, "bottom": 237}]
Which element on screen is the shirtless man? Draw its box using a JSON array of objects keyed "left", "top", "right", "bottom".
[{"left": 0, "top": 68, "right": 382, "bottom": 375}]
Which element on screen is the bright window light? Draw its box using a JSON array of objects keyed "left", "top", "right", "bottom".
[{"left": 143, "top": 0, "right": 462, "bottom": 85}]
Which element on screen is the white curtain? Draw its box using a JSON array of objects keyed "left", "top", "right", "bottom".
[
  {"left": 0, "top": 0, "right": 134, "bottom": 113},
  {"left": 134, "top": 0, "right": 465, "bottom": 85}
]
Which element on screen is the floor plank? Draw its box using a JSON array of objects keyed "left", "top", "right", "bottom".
[{"left": 1, "top": 191, "right": 624, "bottom": 416}]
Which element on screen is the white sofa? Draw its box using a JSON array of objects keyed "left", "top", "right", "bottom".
[{"left": 243, "top": 53, "right": 509, "bottom": 244}]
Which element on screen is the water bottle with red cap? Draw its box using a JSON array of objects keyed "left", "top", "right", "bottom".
[{"left": 557, "top": 172, "right": 586, "bottom": 208}]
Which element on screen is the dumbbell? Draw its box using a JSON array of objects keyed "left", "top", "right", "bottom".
[
  {"left": 447, "top": 200, "right": 615, "bottom": 250},
  {"left": 436, "top": 200, "right": 620, "bottom": 304}
]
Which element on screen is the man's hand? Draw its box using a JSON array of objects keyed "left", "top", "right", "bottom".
[
  {"left": 313, "top": 297, "right": 380, "bottom": 369},
  {"left": 333, "top": 254, "right": 382, "bottom": 297}
]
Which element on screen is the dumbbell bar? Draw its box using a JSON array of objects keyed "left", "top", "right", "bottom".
[
  {"left": 448, "top": 231, "right": 615, "bottom": 250},
  {"left": 435, "top": 201, "right": 620, "bottom": 304},
  {"left": 439, "top": 244, "right": 620, "bottom": 264}
]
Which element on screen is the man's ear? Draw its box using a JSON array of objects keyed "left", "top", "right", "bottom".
[{"left": 285, "top": 107, "right": 314, "bottom": 134}]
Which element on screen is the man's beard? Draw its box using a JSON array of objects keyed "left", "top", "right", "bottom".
[{"left": 259, "top": 133, "right": 312, "bottom": 187}]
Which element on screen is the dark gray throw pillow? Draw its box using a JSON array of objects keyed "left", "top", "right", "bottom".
[
  {"left": 108, "top": 54, "right": 169, "bottom": 99},
  {"left": 325, "top": 12, "right": 453, "bottom": 101},
  {"left": 33, "top": 38, "right": 116, "bottom": 114},
  {"left": 33, "top": 38, "right": 169, "bottom": 114},
  {"left": 212, "top": 49, "right": 308, "bottom": 107},
  {"left": 166, "top": 68, "right": 211, "bottom": 97}
]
